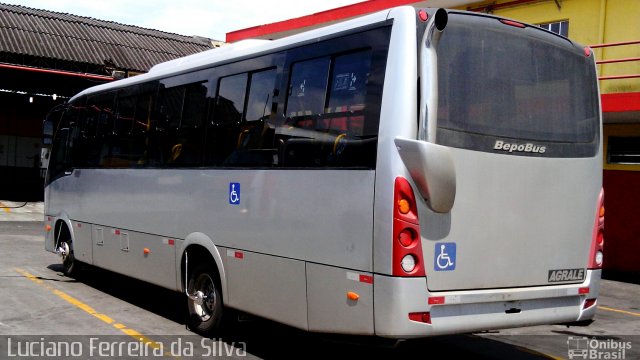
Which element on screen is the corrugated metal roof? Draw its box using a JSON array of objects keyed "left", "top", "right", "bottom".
[{"left": 0, "top": 3, "right": 216, "bottom": 73}]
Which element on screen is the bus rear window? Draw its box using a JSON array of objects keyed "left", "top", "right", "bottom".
[{"left": 435, "top": 14, "right": 599, "bottom": 157}]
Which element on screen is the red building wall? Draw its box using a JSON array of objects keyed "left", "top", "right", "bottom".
[{"left": 603, "top": 170, "right": 640, "bottom": 275}]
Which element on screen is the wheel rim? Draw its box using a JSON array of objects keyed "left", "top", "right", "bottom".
[
  {"left": 192, "top": 273, "right": 217, "bottom": 322},
  {"left": 61, "top": 242, "right": 74, "bottom": 271}
]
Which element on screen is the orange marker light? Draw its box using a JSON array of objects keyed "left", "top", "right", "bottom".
[
  {"left": 347, "top": 292, "right": 360, "bottom": 301},
  {"left": 143, "top": 248, "right": 151, "bottom": 255},
  {"left": 398, "top": 199, "right": 411, "bottom": 214},
  {"left": 599, "top": 206, "right": 605, "bottom": 218},
  {"left": 45, "top": 225, "right": 52, "bottom": 232}
]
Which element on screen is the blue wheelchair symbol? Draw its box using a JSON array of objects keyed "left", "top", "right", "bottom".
[
  {"left": 434, "top": 243, "right": 456, "bottom": 271},
  {"left": 229, "top": 183, "right": 240, "bottom": 205}
]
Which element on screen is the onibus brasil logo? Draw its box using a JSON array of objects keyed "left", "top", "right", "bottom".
[{"left": 567, "top": 337, "right": 632, "bottom": 359}]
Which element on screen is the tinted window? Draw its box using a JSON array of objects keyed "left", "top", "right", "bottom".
[
  {"left": 231, "top": 68, "right": 278, "bottom": 166},
  {"left": 217, "top": 74, "right": 247, "bottom": 124},
  {"left": 325, "top": 51, "right": 372, "bottom": 136},
  {"left": 177, "top": 82, "right": 208, "bottom": 165},
  {"left": 207, "top": 74, "right": 248, "bottom": 166},
  {"left": 48, "top": 104, "right": 78, "bottom": 180},
  {"left": 47, "top": 26, "right": 390, "bottom": 175},
  {"left": 210, "top": 69, "right": 278, "bottom": 167},
  {"left": 435, "top": 14, "right": 599, "bottom": 157},
  {"left": 286, "top": 57, "right": 330, "bottom": 123},
  {"left": 156, "top": 80, "right": 208, "bottom": 166},
  {"left": 108, "top": 87, "right": 148, "bottom": 167},
  {"left": 246, "top": 68, "right": 277, "bottom": 122},
  {"left": 278, "top": 50, "right": 377, "bottom": 168},
  {"left": 49, "top": 120, "right": 70, "bottom": 181},
  {"left": 115, "top": 88, "right": 136, "bottom": 136},
  {"left": 66, "top": 102, "right": 87, "bottom": 168},
  {"left": 160, "top": 86, "right": 184, "bottom": 129},
  {"left": 86, "top": 91, "right": 117, "bottom": 167}
]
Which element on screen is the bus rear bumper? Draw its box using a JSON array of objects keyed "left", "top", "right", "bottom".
[{"left": 374, "top": 269, "right": 601, "bottom": 339}]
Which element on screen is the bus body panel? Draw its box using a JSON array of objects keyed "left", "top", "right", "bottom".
[
  {"left": 306, "top": 262, "right": 375, "bottom": 334},
  {"left": 71, "top": 221, "right": 92, "bottom": 264},
  {"left": 423, "top": 150, "right": 601, "bottom": 291},
  {"left": 46, "top": 168, "right": 374, "bottom": 331},
  {"left": 373, "top": 7, "right": 418, "bottom": 276},
  {"left": 92, "top": 225, "right": 177, "bottom": 290},
  {"left": 45, "top": 167, "right": 375, "bottom": 272},
  {"left": 374, "top": 269, "right": 601, "bottom": 338},
  {"left": 414, "top": 10, "right": 602, "bottom": 291},
  {"left": 222, "top": 247, "right": 308, "bottom": 330}
]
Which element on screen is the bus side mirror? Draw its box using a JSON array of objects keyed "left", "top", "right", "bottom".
[{"left": 394, "top": 137, "right": 456, "bottom": 213}]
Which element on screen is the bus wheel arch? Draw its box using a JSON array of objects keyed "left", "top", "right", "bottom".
[
  {"left": 180, "top": 235, "right": 228, "bottom": 335},
  {"left": 179, "top": 233, "right": 227, "bottom": 301}
]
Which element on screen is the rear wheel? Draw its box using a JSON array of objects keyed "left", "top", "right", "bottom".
[{"left": 187, "top": 263, "right": 223, "bottom": 335}]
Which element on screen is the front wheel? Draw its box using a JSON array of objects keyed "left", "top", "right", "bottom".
[
  {"left": 61, "top": 241, "right": 77, "bottom": 276},
  {"left": 58, "top": 229, "right": 79, "bottom": 277},
  {"left": 187, "top": 263, "right": 223, "bottom": 335}
]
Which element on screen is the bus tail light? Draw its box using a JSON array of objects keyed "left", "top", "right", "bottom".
[
  {"left": 409, "top": 312, "right": 431, "bottom": 324},
  {"left": 393, "top": 177, "right": 425, "bottom": 277},
  {"left": 499, "top": 19, "right": 526, "bottom": 28},
  {"left": 583, "top": 298, "right": 597, "bottom": 310},
  {"left": 588, "top": 189, "right": 605, "bottom": 269}
]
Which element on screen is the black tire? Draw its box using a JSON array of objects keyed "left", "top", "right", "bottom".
[
  {"left": 58, "top": 227, "right": 79, "bottom": 277},
  {"left": 62, "top": 247, "right": 77, "bottom": 276},
  {"left": 187, "top": 263, "right": 224, "bottom": 336}
]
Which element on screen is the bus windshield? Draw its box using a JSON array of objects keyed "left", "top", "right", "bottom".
[{"left": 435, "top": 13, "right": 599, "bottom": 156}]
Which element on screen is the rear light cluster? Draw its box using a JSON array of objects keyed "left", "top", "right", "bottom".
[
  {"left": 499, "top": 19, "right": 526, "bottom": 28},
  {"left": 392, "top": 177, "right": 425, "bottom": 277},
  {"left": 588, "top": 189, "right": 605, "bottom": 269},
  {"left": 408, "top": 312, "right": 431, "bottom": 324}
]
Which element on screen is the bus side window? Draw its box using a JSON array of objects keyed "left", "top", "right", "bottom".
[
  {"left": 81, "top": 97, "right": 101, "bottom": 167},
  {"left": 208, "top": 73, "right": 247, "bottom": 166},
  {"left": 227, "top": 68, "right": 278, "bottom": 167},
  {"left": 65, "top": 102, "right": 86, "bottom": 169},
  {"left": 178, "top": 82, "right": 208, "bottom": 165},
  {"left": 285, "top": 57, "right": 330, "bottom": 129},
  {"left": 156, "top": 85, "right": 185, "bottom": 166},
  {"left": 325, "top": 50, "right": 371, "bottom": 136},
  {"left": 278, "top": 50, "right": 376, "bottom": 169},
  {"left": 324, "top": 50, "right": 376, "bottom": 168},
  {"left": 49, "top": 110, "right": 72, "bottom": 180},
  {"left": 48, "top": 99, "right": 88, "bottom": 179},
  {"left": 277, "top": 58, "right": 330, "bottom": 168},
  {"left": 111, "top": 88, "right": 144, "bottom": 167},
  {"left": 86, "top": 91, "right": 117, "bottom": 167},
  {"left": 135, "top": 82, "right": 160, "bottom": 166}
]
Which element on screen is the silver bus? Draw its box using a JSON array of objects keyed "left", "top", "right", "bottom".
[{"left": 44, "top": 7, "right": 604, "bottom": 338}]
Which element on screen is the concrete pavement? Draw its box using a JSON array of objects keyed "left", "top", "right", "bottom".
[{"left": 0, "top": 201, "right": 43, "bottom": 222}]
